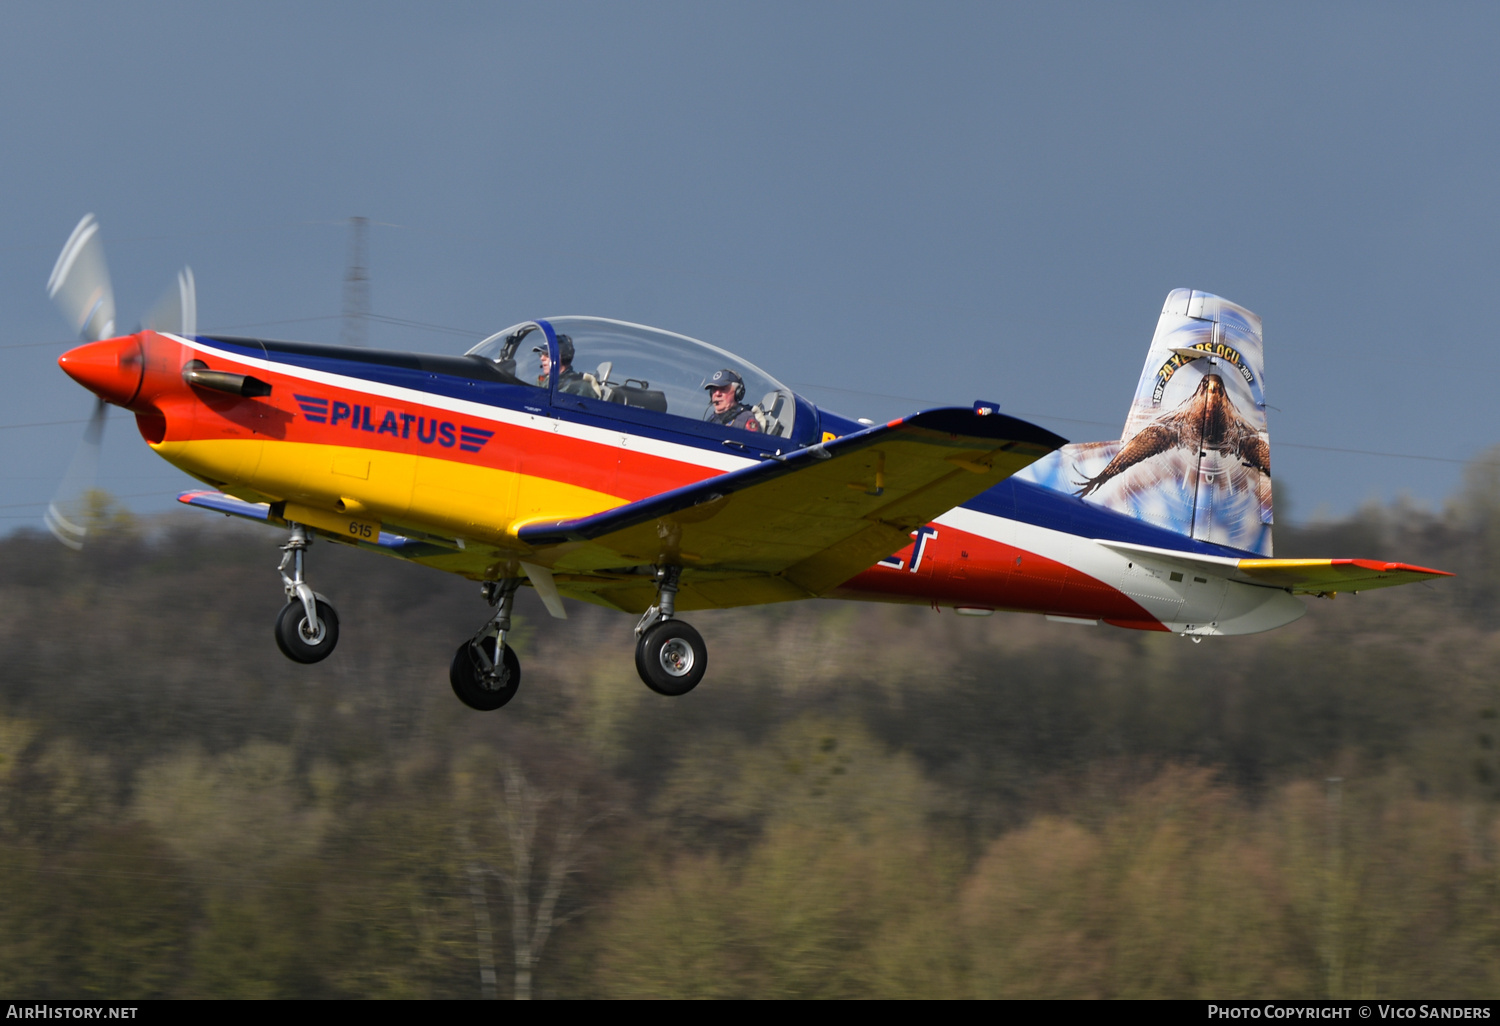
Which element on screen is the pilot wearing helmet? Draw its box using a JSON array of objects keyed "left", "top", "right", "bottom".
[
  {"left": 534, "top": 334, "right": 597, "bottom": 397},
  {"left": 703, "top": 369, "right": 760, "bottom": 432}
]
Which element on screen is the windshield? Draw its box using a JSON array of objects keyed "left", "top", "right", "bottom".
[
  {"left": 465, "top": 322, "right": 551, "bottom": 388},
  {"left": 468, "top": 317, "right": 800, "bottom": 438}
]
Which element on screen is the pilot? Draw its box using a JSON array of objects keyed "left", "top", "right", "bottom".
[
  {"left": 703, "top": 369, "right": 760, "bottom": 432},
  {"left": 535, "top": 335, "right": 596, "bottom": 397}
]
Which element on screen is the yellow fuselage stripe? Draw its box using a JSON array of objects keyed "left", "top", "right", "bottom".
[{"left": 154, "top": 437, "right": 621, "bottom": 547}]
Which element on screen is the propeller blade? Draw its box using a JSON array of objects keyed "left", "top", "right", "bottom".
[
  {"left": 47, "top": 214, "right": 117, "bottom": 342},
  {"left": 44, "top": 398, "right": 108, "bottom": 550},
  {"left": 45, "top": 220, "right": 194, "bottom": 549},
  {"left": 143, "top": 266, "right": 196, "bottom": 339}
]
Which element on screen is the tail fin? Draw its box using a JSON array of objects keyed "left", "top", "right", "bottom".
[{"left": 1018, "top": 289, "right": 1273, "bottom": 555}]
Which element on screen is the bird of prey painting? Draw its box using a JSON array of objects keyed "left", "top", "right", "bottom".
[
  {"left": 1014, "top": 291, "right": 1275, "bottom": 554},
  {"left": 1076, "top": 372, "right": 1270, "bottom": 499}
]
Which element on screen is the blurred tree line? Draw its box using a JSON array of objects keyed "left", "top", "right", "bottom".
[{"left": 2, "top": 453, "right": 1500, "bottom": 998}]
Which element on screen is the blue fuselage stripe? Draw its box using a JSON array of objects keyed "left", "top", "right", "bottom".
[
  {"left": 205, "top": 337, "right": 1263, "bottom": 560},
  {"left": 970, "top": 479, "right": 1260, "bottom": 558}
]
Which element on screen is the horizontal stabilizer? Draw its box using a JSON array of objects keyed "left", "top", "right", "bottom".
[
  {"left": 518, "top": 407, "right": 1065, "bottom": 601},
  {"left": 1234, "top": 558, "right": 1453, "bottom": 594},
  {"left": 1095, "top": 539, "right": 1451, "bottom": 595}
]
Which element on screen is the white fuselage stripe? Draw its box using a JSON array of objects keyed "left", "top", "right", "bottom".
[
  {"left": 934, "top": 505, "right": 1124, "bottom": 592},
  {"left": 931, "top": 504, "right": 1306, "bottom": 635},
  {"left": 177, "top": 336, "right": 757, "bottom": 475}
]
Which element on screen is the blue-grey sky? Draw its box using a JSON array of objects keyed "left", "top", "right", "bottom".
[{"left": 3, "top": 2, "right": 1496, "bottom": 531}]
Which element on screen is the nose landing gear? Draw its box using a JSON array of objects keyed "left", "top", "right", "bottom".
[
  {"left": 633, "top": 566, "right": 707, "bottom": 696},
  {"left": 450, "top": 578, "right": 522, "bottom": 711},
  {"left": 274, "top": 524, "right": 340, "bottom": 663}
]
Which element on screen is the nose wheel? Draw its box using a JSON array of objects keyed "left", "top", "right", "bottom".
[
  {"left": 275, "top": 596, "right": 340, "bottom": 663},
  {"left": 274, "top": 524, "right": 339, "bottom": 664}
]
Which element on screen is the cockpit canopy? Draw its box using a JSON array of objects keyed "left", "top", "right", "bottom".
[{"left": 467, "top": 316, "right": 805, "bottom": 440}]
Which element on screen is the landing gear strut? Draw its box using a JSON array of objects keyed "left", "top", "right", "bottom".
[
  {"left": 450, "top": 578, "right": 522, "bottom": 711},
  {"left": 274, "top": 523, "right": 339, "bottom": 663},
  {"left": 634, "top": 566, "right": 707, "bottom": 696}
]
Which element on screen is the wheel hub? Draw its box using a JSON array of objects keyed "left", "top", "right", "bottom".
[
  {"left": 658, "top": 638, "right": 695, "bottom": 677},
  {"left": 469, "top": 641, "right": 511, "bottom": 692}
]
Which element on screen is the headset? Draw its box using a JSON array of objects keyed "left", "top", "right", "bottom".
[{"left": 705, "top": 369, "right": 745, "bottom": 403}]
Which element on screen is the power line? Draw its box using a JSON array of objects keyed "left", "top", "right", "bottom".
[
  {"left": 205, "top": 314, "right": 342, "bottom": 332},
  {"left": 0, "top": 418, "right": 89, "bottom": 431},
  {"left": 791, "top": 381, "right": 1497, "bottom": 468},
  {"left": 1275, "top": 441, "right": 1476, "bottom": 466},
  {"left": 0, "top": 488, "right": 189, "bottom": 514},
  {"left": 0, "top": 338, "right": 76, "bottom": 351},
  {"left": 363, "top": 312, "right": 483, "bottom": 338},
  {"left": 0, "top": 219, "right": 368, "bottom": 256}
]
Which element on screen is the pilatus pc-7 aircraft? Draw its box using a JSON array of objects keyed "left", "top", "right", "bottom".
[{"left": 43, "top": 215, "right": 1449, "bottom": 710}]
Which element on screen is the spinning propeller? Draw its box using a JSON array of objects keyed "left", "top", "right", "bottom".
[{"left": 44, "top": 214, "right": 195, "bottom": 549}]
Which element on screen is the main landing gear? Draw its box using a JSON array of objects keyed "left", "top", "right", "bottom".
[
  {"left": 633, "top": 566, "right": 707, "bottom": 696},
  {"left": 446, "top": 565, "right": 707, "bottom": 712},
  {"left": 450, "top": 579, "right": 523, "bottom": 711},
  {"left": 269, "top": 538, "right": 708, "bottom": 710},
  {"left": 274, "top": 524, "right": 340, "bottom": 663}
]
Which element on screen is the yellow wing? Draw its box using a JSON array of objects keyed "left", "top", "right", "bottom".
[{"left": 517, "top": 408, "right": 1065, "bottom": 613}]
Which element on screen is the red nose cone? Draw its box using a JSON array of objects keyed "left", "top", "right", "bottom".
[{"left": 59, "top": 334, "right": 144, "bottom": 408}]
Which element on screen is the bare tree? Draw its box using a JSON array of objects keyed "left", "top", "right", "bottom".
[
  {"left": 459, "top": 757, "right": 602, "bottom": 1000},
  {"left": 501, "top": 767, "right": 589, "bottom": 1000},
  {"left": 461, "top": 855, "right": 498, "bottom": 1000}
]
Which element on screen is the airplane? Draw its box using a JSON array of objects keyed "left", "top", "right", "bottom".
[{"left": 41, "top": 214, "right": 1451, "bottom": 710}]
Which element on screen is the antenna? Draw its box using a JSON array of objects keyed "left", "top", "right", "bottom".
[{"left": 342, "top": 215, "right": 369, "bottom": 347}]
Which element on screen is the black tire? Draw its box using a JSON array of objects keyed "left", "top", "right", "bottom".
[
  {"left": 274, "top": 598, "right": 339, "bottom": 664},
  {"left": 635, "top": 619, "right": 707, "bottom": 696},
  {"left": 450, "top": 638, "right": 521, "bottom": 711}
]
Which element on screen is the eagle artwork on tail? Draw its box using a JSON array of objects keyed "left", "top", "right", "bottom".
[{"left": 1076, "top": 373, "right": 1269, "bottom": 498}]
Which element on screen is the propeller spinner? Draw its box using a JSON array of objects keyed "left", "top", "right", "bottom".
[{"left": 44, "top": 214, "right": 194, "bottom": 549}]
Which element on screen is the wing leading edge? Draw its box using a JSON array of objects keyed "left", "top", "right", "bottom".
[{"left": 518, "top": 407, "right": 1066, "bottom": 611}]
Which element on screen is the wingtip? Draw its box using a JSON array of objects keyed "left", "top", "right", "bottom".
[{"left": 1335, "top": 558, "right": 1454, "bottom": 578}]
